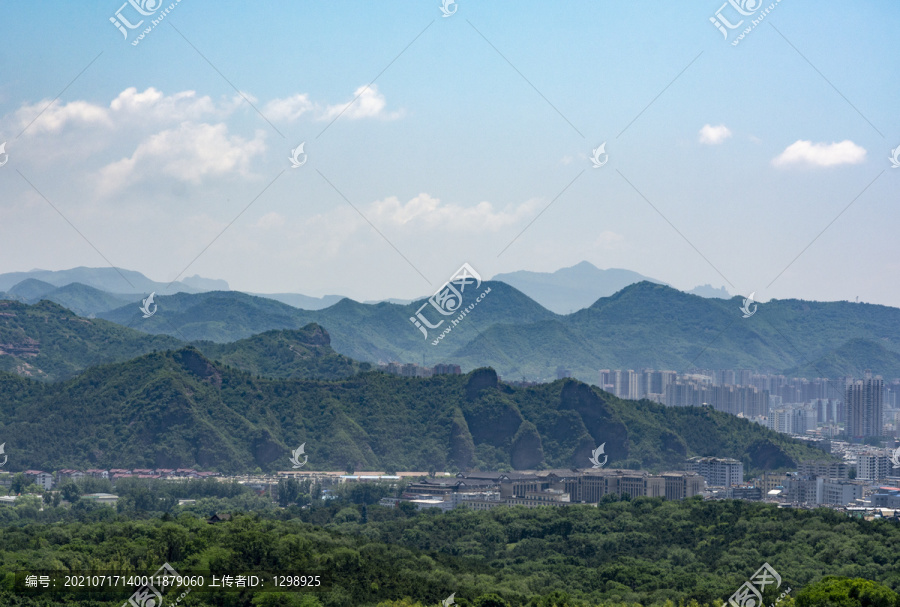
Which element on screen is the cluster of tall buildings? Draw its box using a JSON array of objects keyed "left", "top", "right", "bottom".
[{"left": 598, "top": 368, "right": 900, "bottom": 440}]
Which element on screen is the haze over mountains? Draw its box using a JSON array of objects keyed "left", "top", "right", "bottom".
[
  {"left": 2, "top": 277, "right": 900, "bottom": 383},
  {"left": 0, "top": 267, "right": 229, "bottom": 296},
  {"left": 491, "top": 261, "right": 731, "bottom": 314},
  {"left": 0, "top": 262, "right": 732, "bottom": 317}
]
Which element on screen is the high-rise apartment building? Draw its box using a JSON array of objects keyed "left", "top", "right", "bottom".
[{"left": 846, "top": 372, "right": 884, "bottom": 438}]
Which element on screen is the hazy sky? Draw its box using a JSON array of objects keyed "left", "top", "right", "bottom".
[{"left": 1, "top": 1, "right": 898, "bottom": 304}]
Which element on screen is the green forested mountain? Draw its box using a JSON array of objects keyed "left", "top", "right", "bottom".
[
  {"left": 0, "top": 350, "right": 828, "bottom": 473},
  {"left": 196, "top": 325, "right": 371, "bottom": 380},
  {"left": 784, "top": 337, "right": 900, "bottom": 379},
  {"left": 0, "top": 299, "right": 368, "bottom": 382},
  {"left": 0, "top": 299, "right": 181, "bottom": 381},
  {"left": 7, "top": 281, "right": 900, "bottom": 385},
  {"left": 1, "top": 278, "right": 135, "bottom": 317},
  {"left": 456, "top": 282, "right": 900, "bottom": 381},
  {"left": 3, "top": 278, "right": 58, "bottom": 301},
  {"left": 96, "top": 281, "right": 557, "bottom": 362},
  {"left": 95, "top": 282, "right": 900, "bottom": 382},
  {"left": 31, "top": 281, "right": 134, "bottom": 316}
]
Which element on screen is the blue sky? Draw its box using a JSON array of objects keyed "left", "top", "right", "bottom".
[{"left": 0, "top": 1, "right": 898, "bottom": 305}]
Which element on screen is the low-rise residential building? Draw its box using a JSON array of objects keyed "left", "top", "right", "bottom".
[
  {"left": 798, "top": 460, "right": 849, "bottom": 479},
  {"left": 24, "top": 470, "right": 53, "bottom": 490},
  {"left": 727, "top": 486, "right": 762, "bottom": 500},
  {"left": 822, "top": 480, "right": 865, "bottom": 506},
  {"left": 857, "top": 452, "right": 893, "bottom": 481},
  {"left": 82, "top": 493, "right": 118, "bottom": 506},
  {"left": 684, "top": 457, "right": 744, "bottom": 487},
  {"left": 56, "top": 470, "right": 85, "bottom": 484}
]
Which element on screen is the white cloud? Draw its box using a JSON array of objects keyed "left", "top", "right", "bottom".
[
  {"left": 322, "top": 84, "right": 402, "bottom": 121},
  {"left": 109, "top": 87, "right": 220, "bottom": 121},
  {"left": 772, "top": 140, "right": 867, "bottom": 168},
  {"left": 96, "top": 123, "right": 266, "bottom": 195},
  {"left": 255, "top": 212, "right": 285, "bottom": 229},
  {"left": 698, "top": 124, "right": 732, "bottom": 145},
  {"left": 263, "top": 94, "right": 314, "bottom": 122},
  {"left": 368, "top": 193, "right": 540, "bottom": 231},
  {"left": 594, "top": 230, "right": 625, "bottom": 250},
  {"left": 14, "top": 99, "right": 111, "bottom": 134},
  {"left": 13, "top": 87, "right": 228, "bottom": 136}
]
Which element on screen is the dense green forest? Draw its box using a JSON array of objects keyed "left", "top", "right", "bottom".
[
  {"left": 0, "top": 351, "right": 828, "bottom": 473},
  {"left": 0, "top": 481, "right": 898, "bottom": 606}
]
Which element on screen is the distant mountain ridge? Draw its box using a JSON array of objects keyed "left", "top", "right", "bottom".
[
  {"left": 87, "top": 281, "right": 900, "bottom": 382},
  {"left": 0, "top": 267, "right": 227, "bottom": 296},
  {"left": 4, "top": 268, "right": 900, "bottom": 383},
  {"left": 491, "top": 261, "right": 731, "bottom": 313},
  {"left": 491, "top": 262, "right": 666, "bottom": 313}
]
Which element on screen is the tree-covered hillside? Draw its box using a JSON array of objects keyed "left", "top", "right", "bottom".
[
  {"left": 0, "top": 299, "right": 181, "bottom": 382},
  {"left": 0, "top": 351, "right": 828, "bottom": 474},
  {"left": 196, "top": 325, "right": 371, "bottom": 380},
  {"left": 0, "top": 300, "right": 367, "bottom": 383}
]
